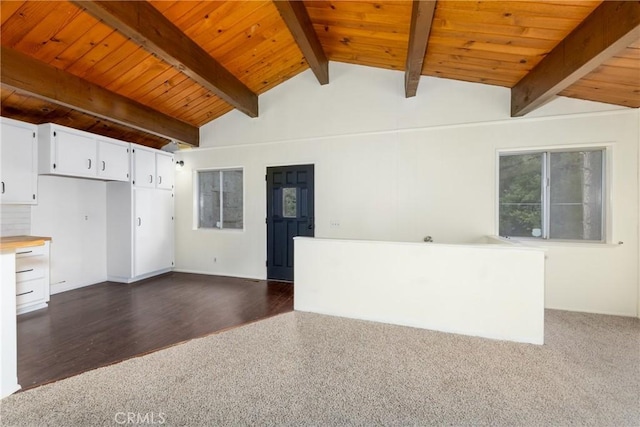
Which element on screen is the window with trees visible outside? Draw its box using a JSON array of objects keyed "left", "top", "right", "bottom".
[
  {"left": 499, "top": 149, "right": 605, "bottom": 241},
  {"left": 198, "top": 169, "right": 243, "bottom": 229}
]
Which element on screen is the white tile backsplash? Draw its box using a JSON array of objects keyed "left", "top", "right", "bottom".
[{"left": 1, "top": 205, "right": 31, "bottom": 236}]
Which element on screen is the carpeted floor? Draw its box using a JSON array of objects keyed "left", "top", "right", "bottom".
[{"left": 1, "top": 310, "right": 639, "bottom": 426}]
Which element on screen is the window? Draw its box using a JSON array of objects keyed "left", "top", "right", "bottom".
[
  {"left": 198, "top": 169, "right": 243, "bottom": 229},
  {"left": 499, "top": 149, "right": 604, "bottom": 241}
]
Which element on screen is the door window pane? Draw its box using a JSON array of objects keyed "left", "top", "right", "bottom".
[
  {"left": 499, "top": 153, "right": 544, "bottom": 238},
  {"left": 282, "top": 187, "right": 297, "bottom": 218}
]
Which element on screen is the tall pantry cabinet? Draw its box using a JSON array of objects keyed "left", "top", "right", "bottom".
[{"left": 107, "top": 144, "right": 175, "bottom": 283}]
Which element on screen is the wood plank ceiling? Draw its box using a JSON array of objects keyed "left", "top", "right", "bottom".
[{"left": 1, "top": 1, "right": 638, "bottom": 149}]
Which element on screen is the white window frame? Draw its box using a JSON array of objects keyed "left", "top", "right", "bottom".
[
  {"left": 496, "top": 146, "right": 609, "bottom": 243},
  {"left": 193, "top": 167, "right": 244, "bottom": 231}
]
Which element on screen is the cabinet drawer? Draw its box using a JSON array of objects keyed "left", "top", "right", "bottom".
[
  {"left": 15, "top": 245, "right": 46, "bottom": 258},
  {"left": 16, "top": 256, "right": 46, "bottom": 281},
  {"left": 16, "top": 278, "right": 47, "bottom": 306}
]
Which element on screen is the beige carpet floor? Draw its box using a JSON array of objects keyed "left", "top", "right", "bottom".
[{"left": 1, "top": 309, "right": 639, "bottom": 426}]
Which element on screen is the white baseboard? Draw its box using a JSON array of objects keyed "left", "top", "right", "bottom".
[
  {"left": 545, "top": 305, "right": 637, "bottom": 318},
  {"left": 173, "top": 269, "right": 265, "bottom": 281},
  {"left": 50, "top": 280, "right": 104, "bottom": 295},
  {"left": 51, "top": 269, "right": 266, "bottom": 295},
  {"left": 107, "top": 268, "right": 173, "bottom": 284}
]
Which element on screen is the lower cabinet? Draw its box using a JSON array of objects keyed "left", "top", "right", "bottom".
[
  {"left": 107, "top": 183, "right": 174, "bottom": 283},
  {"left": 16, "top": 242, "right": 50, "bottom": 315}
]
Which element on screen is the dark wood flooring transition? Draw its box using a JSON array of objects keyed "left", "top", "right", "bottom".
[{"left": 17, "top": 272, "right": 294, "bottom": 390}]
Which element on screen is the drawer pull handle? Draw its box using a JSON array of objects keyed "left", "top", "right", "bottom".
[
  {"left": 17, "top": 250, "right": 33, "bottom": 255},
  {"left": 17, "top": 290, "right": 34, "bottom": 297},
  {"left": 17, "top": 268, "right": 34, "bottom": 274}
]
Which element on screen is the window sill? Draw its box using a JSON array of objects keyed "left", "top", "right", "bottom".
[
  {"left": 495, "top": 236, "right": 621, "bottom": 249},
  {"left": 194, "top": 227, "right": 245, "bottom": 233}
]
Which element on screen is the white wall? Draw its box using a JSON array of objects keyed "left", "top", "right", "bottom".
[
  {"left": 0, "top": 205, "right": 30, "bottom": 237},
  {"left": 295, "top": 237, "right": 545, "bottom": 344},
  {"left": 175, "top": 62, "right": 639, "bottom": 317},
  {"left": 31, "top": 176, "right": 107, "bottom": 294}
]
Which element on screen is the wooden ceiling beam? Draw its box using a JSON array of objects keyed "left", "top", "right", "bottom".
[
  {"left": 511, "top": 1, "right": 640, "bottom": 116},
  {"left": 0, "top": 47, "right": 199, "bottom": 146},
  {"left": 73, "top": 0, "right": 258, "bottom": 117},
  {"left": 274, "top": 0, "right": 329, "bottom": 85},
  {"left": 405, "top": 0, "right": 437, "bottom": 98}
]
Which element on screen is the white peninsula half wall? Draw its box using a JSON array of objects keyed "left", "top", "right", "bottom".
[{"left": 294, "top": 237, "right": 546, "bottom": 344}]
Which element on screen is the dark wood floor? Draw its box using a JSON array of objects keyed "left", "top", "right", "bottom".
[{"left": 17, "top": 272, "right": 294, "bottom": 390}]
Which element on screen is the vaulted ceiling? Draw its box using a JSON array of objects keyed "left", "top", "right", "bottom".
[{"left": 1, "top": 1, "right": 639, "bottom": 149}]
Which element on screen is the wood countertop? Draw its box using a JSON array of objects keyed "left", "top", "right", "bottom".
[{"left": 0, "top": 236, "right": 51, "bottom": 251}]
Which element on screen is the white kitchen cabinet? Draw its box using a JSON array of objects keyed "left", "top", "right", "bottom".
[
  {"left": 97, "top": 137, "right": 130, "bottom": 181},
  {"left": 38, "top": 123, "right": 129, "bottom": 182},
  {"left": 132, "top": 145, "right": 156, "bottom": 188},
  {"left": 134, "top": 188, "right": 174, "bottom": 277},
  {"left": 156, "top": 152, "right": 174, "bottom": 190},
  {"left": 132, "top": 144, "right": 174, "bottom": 190},
  {"left": 0, "top": 117, "right": 38, "bottom": 204},
  {"left": 107, "top": 146, "right": 174, "bottom": 283},
  {"left": 0, "top": 250, "right": 19, "bottom": 398},
  {"left": 15, "top": 241, "right": 50, "bottom": 315},
  {"left": 39, "top": 124, "right": 96, "bottom": 178}
]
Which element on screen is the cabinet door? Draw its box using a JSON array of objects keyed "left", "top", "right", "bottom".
[
  {"left": 134, "top": 189, "right": 155, "bottom": 277},
  {"left": 154, "top": 190, "right": 174, "bottom": 271},
  {"left": 134, "top": 189, "right": 173, "bottom": 277},
  {"left": 54, "top": 128, "right": 96, "bottom": 178},
  {"left": 132, "top": 146, "right": 156, "bottom": 188},
  {"left": 97, "top": 139, "right": 129, "bottom": 181},
  {"left": 1, "top": 120, "right": 37, "bottom": 204},
  {"left": 156, "top": 153, "right": 174, "bottom": 190}
]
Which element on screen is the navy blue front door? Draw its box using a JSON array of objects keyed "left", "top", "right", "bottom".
[{"left": 266, "top": 165, "right": 314, "bottom": 281}]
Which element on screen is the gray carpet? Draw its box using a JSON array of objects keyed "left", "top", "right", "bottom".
[{"left": 1, "top": 310, "right": 639, "bottom": 426}]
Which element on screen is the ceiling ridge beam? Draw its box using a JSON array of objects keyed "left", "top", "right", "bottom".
[
  {"left": 274, "top": 0, "right": 329, "bottom": 85},
  {"left": 0, "top": 47, "right": 199, "bottom": 146},
  {"left": 511, "top": 1, "right": 640, "bottom": 116},
  {"left": 73, "top": 0, "right": 258, "bottom": 118},
  {"left": 405, "top": 0, "right": 437, "bottom": 98}
]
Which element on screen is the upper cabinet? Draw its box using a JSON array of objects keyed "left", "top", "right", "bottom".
[
  {"left": 131, "top": 145, "right": 156, "bottom": 188},
  {"left": 38, "top": 123, "right": 129, "bottom": 182},
  {"left": 131, "top": 144, "right": 174, "bottom": 190},
  {"left": 156, "top": 152, "right": 174, "bottom": 190},
  {"left": 0, "top": 118, "right": 38, "bottom": 204},
  {"left": 96, "top": 137, "right": 130, "bottom": 181}
]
